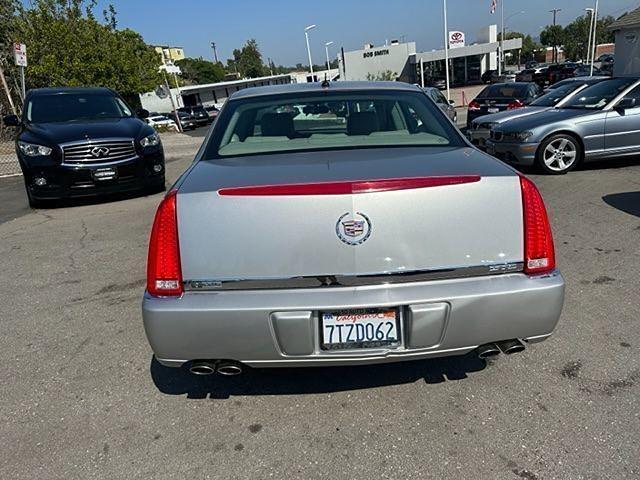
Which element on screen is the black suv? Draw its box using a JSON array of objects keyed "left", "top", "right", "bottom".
[
  {"left": 2, "top": 87, "right": 165, "bottom": 207},
  {"left": 178, "top": 106, "right": 209, "bottom": 126}
]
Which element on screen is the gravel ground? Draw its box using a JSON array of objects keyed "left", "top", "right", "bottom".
[{"left": 0, "top": 130, "right": 638, "bottom": 479}]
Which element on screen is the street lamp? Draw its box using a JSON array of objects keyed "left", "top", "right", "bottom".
[
  {"left": 503, "top": 11, "right": 525, "bottom": 68},
  {"left": 585, "top": 8, "right": 595, "bottom": 66},
  {"left": 304, "top": 24, "right": 317, "bottom": 77},
  {"left": 324, "top": 41, "right": 334, "bottom": 72}
]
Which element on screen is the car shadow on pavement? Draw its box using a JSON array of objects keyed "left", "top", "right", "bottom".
[
  {"left": 149, "top": 354, "right": 487, "bottom": 399},
  {"left": 602, "top": 192, "right": 640, "bottom": 218}
]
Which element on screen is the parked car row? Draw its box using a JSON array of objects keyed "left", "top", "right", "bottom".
[{"left": 467, "top": 76, "right": 640, "bottom": 174}]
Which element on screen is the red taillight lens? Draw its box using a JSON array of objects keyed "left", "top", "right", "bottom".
[
  {"left": 147, "top": 189, "right": 183, "bottom": 297},
  {"left": 468, "top": 101, "right": 481, "bottom": 111},
  {"left": 520, "top": 176, "right": 555, "bottom": 275},
  {"left": 507, "top": 99, "right": 524, "bottom": 110}
]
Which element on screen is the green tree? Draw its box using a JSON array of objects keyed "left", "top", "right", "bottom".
[
  {"left": 7, "top": 0, "right": 161, "bottom": 107},
  {"left": 540, "top": 24, "right": 565, "bottom": 62},
  {"left": 563, "top": 15, "right": 615, "bottom": 61},
  {"left": 227, "top": 39, "right": 267, "bottom": 78},
  {"left": 175, "top": 57, "right": 225, "bottom": 85},
  {"left": 498, "top": 31, "right": 542, "bottom": 62},
  {"left": 366, "top": 70, "right": 397, "bottom": 81}
]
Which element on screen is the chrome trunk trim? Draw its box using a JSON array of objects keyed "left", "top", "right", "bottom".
[{"left": 184, "top": 263, "right": 524, "bottom": 291}]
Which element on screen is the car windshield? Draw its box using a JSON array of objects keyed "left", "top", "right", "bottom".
[
  {"left": 531, "top": 83, "right": 582, "bottom": 106},
  {"left": 563, "top": 78, "right": 637, "bottom": 109},
  {"left": 26, "top": 93, "right": 132, "bottom": 123},
  {"left": 206, "top": 90, "right": 464, "bottom": 158},
  {"left": 477, "top": 84, "right": 528, "bottom": 99}
]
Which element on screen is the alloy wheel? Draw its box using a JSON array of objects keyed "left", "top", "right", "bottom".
[{"left": 543, "top": 138, "right": 577, "bottom": 172}]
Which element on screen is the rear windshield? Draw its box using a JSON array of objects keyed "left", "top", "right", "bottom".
[
  {"left": 205, "top": 90, "right": 464, "bottom": 158},
  {"left": 477, "top": 84, "right": 528, "bottom": 99}
]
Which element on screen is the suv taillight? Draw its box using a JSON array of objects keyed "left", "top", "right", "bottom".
[
  {"left": 520, "top": 176, "right": 555, "bottom": 275},
  {"left": 507, "top": 99, "right": 524, "bottom": 110},
  {"left": 468, "top": 100, "right": 481, "bottom": 111},
  {"left": 147, "top": 189, "right": 183, "bottom": 297}
]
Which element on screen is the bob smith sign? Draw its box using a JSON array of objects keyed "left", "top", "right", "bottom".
[
  {"left": 448, "top": 31, "right": 465, "bottom": 49},
  {"left": 363, "top": 48, "right": 390, "bottom": 59}
]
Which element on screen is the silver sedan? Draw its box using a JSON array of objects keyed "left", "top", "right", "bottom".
[
  {"left": 142, "top": 81, "right": 564, "bottom": 376},
  {"left": 487, "top": 77, "right": 640, "bottom": 174}
]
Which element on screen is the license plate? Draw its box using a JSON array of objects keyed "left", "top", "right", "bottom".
[
  {"left": 92, "top": 167, "right": 117, "bottom": 181},
  {"left": 487, "top": 107, "right": 499, "bottom": 113},
  {"left": 320, "top": 308, "right": 400, "bottom": 350}
]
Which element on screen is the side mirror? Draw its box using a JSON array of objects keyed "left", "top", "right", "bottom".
[
  {"left": 2, "top": 114, "right": 20, "bottom": 127},
  {"left": 136, "top": 108, "right": 149, "bottom": 119},
  {"left": 448, "top": 99, "right": 455, "bottom": 105},
  {"left": 616, "top": 98, "right": 636, "bottom": 110}
]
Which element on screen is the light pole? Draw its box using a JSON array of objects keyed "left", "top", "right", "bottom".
[
  {"left": 590, "top": 0, "right": 599, "bottom": 76},
  {"left": 549, "top": 8, "right": 562, "bottom": 63},
  {"left": 442, "top": 0, "right": 450, "bottom": 100},
  {"left": 324, "top": 41, "right": 334, "bottom": 72},
  {"left": 585, "top": 8, "right": 594, "bottom": 66},
  {"left": 503, "top": 11, "right": 525, "bottom": 68},
  {"left": 210, "top": 41, "right": 218, "bottom": 64},
  {"left": 304, "top": 24, "right": 317, "bottom": 78}
]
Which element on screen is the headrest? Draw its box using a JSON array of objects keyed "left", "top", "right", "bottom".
[{"left": 347, "top": 111, "right": 380, "bottom": 136}]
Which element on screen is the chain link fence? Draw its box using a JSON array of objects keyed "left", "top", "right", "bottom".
[{"left": 0, "top": 119, "right": 19, "bottom": 177}]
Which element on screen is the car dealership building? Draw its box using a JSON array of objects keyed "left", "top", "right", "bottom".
[{"left": 338, "top": 25, "right": 522, "bottom": 85}]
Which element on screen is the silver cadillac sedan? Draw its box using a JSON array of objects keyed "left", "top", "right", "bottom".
[{"left": 142, "top": 81, "right": 564, "bottom": 376}]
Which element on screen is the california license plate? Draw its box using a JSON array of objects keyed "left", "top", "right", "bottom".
[
  {"left": 487, "top": 107, "right": 499, "bottom": 113},
  {"left": 320, "top": 308, "right": 400, "bottom": 350}
]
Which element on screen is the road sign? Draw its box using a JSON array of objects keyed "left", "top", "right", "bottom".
[{"left": 13, "top": 43, "right": 27, "bottom": 67}]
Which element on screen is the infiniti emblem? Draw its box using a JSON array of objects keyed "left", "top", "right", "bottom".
[
  {"left": 90, "top": 146, "right": 110, "bottom": 158},
  {"left": 336, "top": 212, "right": 372, "bottom": 246}
]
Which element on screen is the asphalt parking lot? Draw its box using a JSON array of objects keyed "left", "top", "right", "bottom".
[{"left": 1, "top": 130, "right": 639, "bottom": 479}]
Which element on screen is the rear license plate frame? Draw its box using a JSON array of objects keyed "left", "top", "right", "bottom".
[
  {"left": 487, "top": 107, "right": 500, "bottom": 113},
  {"left": 319, "top": 307, "right": 401, "bottom": 351}
]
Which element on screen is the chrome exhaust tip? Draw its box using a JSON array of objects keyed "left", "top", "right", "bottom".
[
  {"left": 477, "top": 343, "right": 501, "bottom": 359},
  {"left": 496, "top": 339, "right": 525, "bottom": 355},
  {"left": 189, "top": 361, "right": 217, "bottom": 376},
  {"left": 216, "top": 362, "right": 243, "bottom": 376}
]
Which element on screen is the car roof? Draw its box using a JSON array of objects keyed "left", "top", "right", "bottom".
[
  {"left": 229, "top": 81, "right": 421, "bottom": 101},
  {"left": 27, "top": 87, "right": 115, "bottom": 97}
]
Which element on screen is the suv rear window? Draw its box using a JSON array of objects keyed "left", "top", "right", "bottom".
[{"left": 205, "top": 90, "right": 464, "bottom": 158}]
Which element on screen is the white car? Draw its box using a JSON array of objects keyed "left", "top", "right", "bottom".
[{"left": 145, "top": 115, "right": 178, "bottom": 131}]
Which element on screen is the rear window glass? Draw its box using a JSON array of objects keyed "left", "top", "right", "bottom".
[
  {"left": 205, "top": 90, "right": 464, "bottom": 158},
  {"left": 477, "top": 85, "right": 528, "bottom": 98},
  {"left": 531, "top": 83, "right": 581, "bottom": 106}
]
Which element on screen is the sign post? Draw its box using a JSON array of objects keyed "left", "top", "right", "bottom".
[{"left": 13, "top": 43, "right": 27, "bottom": 100}]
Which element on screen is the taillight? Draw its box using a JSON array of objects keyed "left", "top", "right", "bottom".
[
  {"left": 468, "top": 100, "right": 481, "bottom": 111},
  {"left": 147, "top": 189, "right": 183, "bottom": 297},
  {"left": 507, "top": 99, "right": 524, "bottom": 110},
  {"left": 520, "top": 176, "right": 555, "bottom": 275}
]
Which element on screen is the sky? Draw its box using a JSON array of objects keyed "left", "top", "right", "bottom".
[{"left": 94, "top": 0, "right": 639, "bottom": 66}]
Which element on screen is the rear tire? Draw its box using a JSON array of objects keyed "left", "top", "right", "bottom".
[{"left": 536, "top": 134, "right": 581, "bottom": 175}]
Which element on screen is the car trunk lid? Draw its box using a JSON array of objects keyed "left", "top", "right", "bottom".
[{"left": 176, "top": 147, "right": 524, "bottom": 283}]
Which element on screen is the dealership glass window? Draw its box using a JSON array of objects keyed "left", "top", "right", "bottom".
[{"left": 207, "top": 90, "right": 465, "bottom": 158}]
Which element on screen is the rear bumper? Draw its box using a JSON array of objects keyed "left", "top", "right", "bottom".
[
  {"left": 486, "top": 140, "right": 539, "bottom": 166},
  {"left": 142, "top": 271, "right": 565, "bottom": 368}
]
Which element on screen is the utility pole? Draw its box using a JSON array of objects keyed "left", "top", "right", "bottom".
[
  {"left": 585, "top": 8, "right": 594, "bottom": 66},
  {"left": 210, "top": 42, "right": 218, "bottom": 63},
  {"left": 549, "top": 8, "right": 562, "bottom": 63}
]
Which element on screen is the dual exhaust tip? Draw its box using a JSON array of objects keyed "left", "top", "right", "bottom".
[
  {"left": 189, "top": 360, "right": 243, "bottom": 376},
  {"left": 477, "top": 339, "right": 525, "bottom": 359}
]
